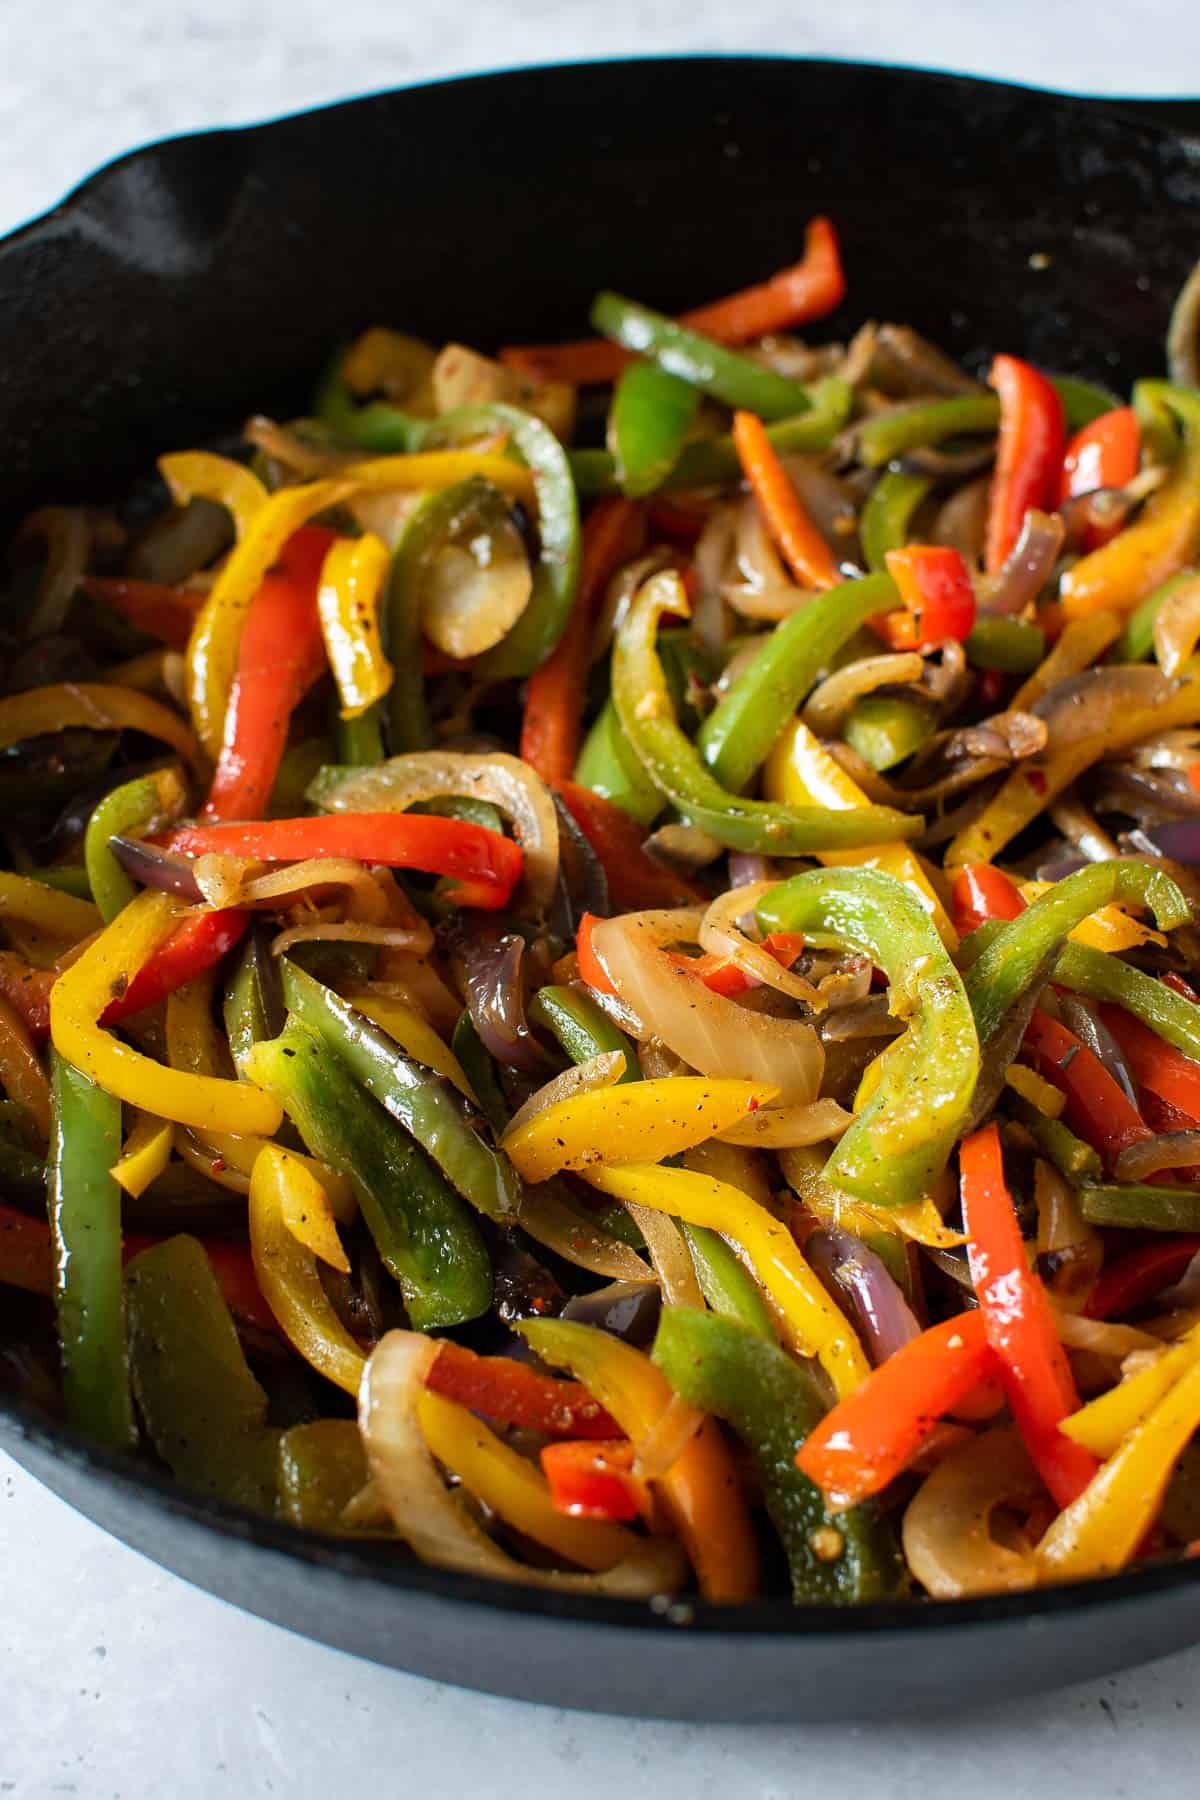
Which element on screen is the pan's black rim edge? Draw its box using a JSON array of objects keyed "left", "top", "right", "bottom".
[
  {"left": 4, "top": 51, "right": 1200, "bottom": 1645},
  {"left": 8, "top": 53, "right": 1200, "bottom": 254}
]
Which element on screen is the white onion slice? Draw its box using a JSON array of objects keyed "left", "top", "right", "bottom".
[
  {"left": 698, "top": 880, "right": 823, "bottom": 1006},
  {"left": 902, "top": 1427, "right": 1043, "bottom": 1599},
  {"left": 803, "top": 653, "right": 925, "bottom": 735}
]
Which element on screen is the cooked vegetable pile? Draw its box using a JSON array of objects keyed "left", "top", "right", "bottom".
[{"left": 8, "top": 217, "right": 1200, "bottom": 1604}]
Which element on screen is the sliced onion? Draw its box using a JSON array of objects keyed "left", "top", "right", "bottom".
[
  {"left": 718, "top": 1098, "right": 852, "bottom": 1148},
  {"left": 504, "top": 1050, "right": 627, "bottom": 1139},
  {"left": 692, "top": 507, "right": 736, "bottom": 653},
  {"left": 1034, "top": 665, "right": 1177, "bottom": 752},
  {"left": 805, "top": 1224, "right": 920, "bottom": 1365},
  {"left": 109, "top": 835, "right": 204, "bottom": 901},
  {"left": 624, "top": 1203, "right": 705, "bottom": 1310},
  {"left": 728, "top": 852, "right": 772, "bottom": 888},
  {"left": 271, "top": 920, "right": 431, "bottom": 958},
  {"left": 243, "top": 415, "right": 358, "bottom": 477},
  {"left": 421, "top": 515, "right": 533, "bottom": 659},
  {"left": 517, "top": 1187, "right": 652, "bottom": 1283},
  {"left": 1054, "top": 1309, "right": 1161, "bottom": 1359},
  {"left": 1058, "top": 996, "right": 1138, "bottom": 1108},
  {"left": 699, "top": 880, "right": 824, "bottom": 1006},
  {"left": 1168, "top": 257, "right": 1200, "bottom": 389},
  {"left": 360, "top": 1331, "right": 686, "bottom": 1594},
  {"left": 1047, "top": 791, "right": 1119, "bottom": 863},
  {"left": 452, "top": 926, "right": 543, "bottom": 1072},
  {"left": 977, "top": 509, "right": 1064, "bottom": 616},
  {"left": 812, "top": 955, "right": 874, "bottom": 1009},
  {"left": 589, "top": 910, "right": 823, "bottom": 1106},
  {"left": 722, "top": 495, "right": 804, "bottom": 621},
  {"left": 819, "top": 995, "right": 904, "bottom": 1042},
  {"left": 18, "top": 506, "right": 91, "bottom": 637},
  {"left": 1153, "top": 572, "right": 1200, "bottom": 678},
  {"left": 1116, "top": 1130, "right": 1200, "bottom": 1182},
  {"left": 191, "top": 852, "right": 261, "bottom": 910},
  {"left": 643, "top": 823, "right": 725, "bottom": 871},
  {"left": 902, "top": 1427, "right": 1043, "bottom": 1599},
  {"left": 1033, "top": 1159, "right": 1102, "bottom": 1310},
  {"left": 931, "top": 475, "right": 990, "bottom": 561},
  {"left": 590, "top": 549, "right": 673, "bottom": 664},
  {"left": 1140, "top": 819, "right": 1200, "bottom": 864},
  {"left": 127, "top": 496, "right": 232, "bottom": 585},
  {"left": 803, "top": 652, "right": 925, "bottom": 735},
  {"left": 872, "top": 323, "right": 985, "bottom": 398},
  {"left": 632, "top": 1390, "right": 705, "bottom": 1483},
  {"left": 561, "top": 1280, "right": 661, "bottom": 1344},
  {"left": 1124, "top": 729, "right": 1200, "bottom": 773},
  {"left": 315, "top": 751, "right": 559, "bottom": 914},
  {"left": 240, "top": 858, "right": 394, "bottom": 922}
]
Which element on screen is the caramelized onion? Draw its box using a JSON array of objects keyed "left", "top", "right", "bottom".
[
  {"left": 1152, "top": 572, "right": 1200, "bottom": 678},
  {"left": 698, "top": 881, "right": 824, "bottom": 1006},
  {"left": 902, "top": 1428, "right": 1042, "bottom": 1599},
  {"left": 978, "top": 509, "right": 1064, "bottom": 616},
  {"left": 803, "top": 652, "right": 925, "bottom": 735},
  {"left": 1115, "top": 1130, "right": 1200, "bottom": 1182}
]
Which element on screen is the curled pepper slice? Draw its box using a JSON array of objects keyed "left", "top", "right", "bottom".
[
  {"left": 0, "top": 683, "right": 203, "bottom": 778},
  {"left": 316, "top": 530, "right": 394, "bottom": 721},
  {"left": 500, "top": 1076, "right": 775, "bottom": 1184},
  {"left": 758, "top": 867, "right": 979, "bottom": 1211},
  {"left": 249, "top": 1144, "right": 365, "bottom": 1397}
]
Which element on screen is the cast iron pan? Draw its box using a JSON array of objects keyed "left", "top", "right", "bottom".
[{"left": 2, "top": 57, "right": 1200, "bottom": 1719}]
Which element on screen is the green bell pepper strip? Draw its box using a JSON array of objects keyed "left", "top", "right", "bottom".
[
  {"left": 843, "top": 695, "right": 935, "bottom": 771},
  {"left": 384, "top": 484, "right": 465, "bottom": 754},
  {"left": 614, "top": 573, "right": 918, "bottom": 853},
  {"left": 857, "top": 394, "right": 1001, "bottom": 468},
  {"left": 271, "top": 736, "right": 332, "bottom": 814},
  {"left": 281, "top": 960, "right": 521, "bottom": 1221},
  {"left": 84, "top": 767, "right": 185, "bottom": 924},
  {"left": 222, "top": 926, "right": 283, "bottom": 1074},
  {"left": 451, "top": 1011, "right": 512, "bottom": 1138},
  {"left": 48, "top": 1050, "right": 135, "bottom": 1450},
  {"left": 527, "top": 984, "right": 641, "bottom": 1080},
  {"left": 28, "top": 865, "right": 93, "bottom": 899},
  {"left": 1134, "top": 377, "right": 1182, "bottom": 466},
  {"left": 567, "top": 448, "right": 620, "bottom": 498},
  {"left": 335, "top": 702, "right": 385, "bottom": 767},
  {"left": 244, "top": 1022, "right": 491, "bottom": 1330},
  {"left": 1053, "top": 374, "right": 1124, "bottom": 431},
  {"left": 1078, "top": 1184, "right": 1200, "bottom": 1233},
  {"left": 965, "top": 615, "right": 1047, "bottom": 673},
  {"left": 697, "top": 570, "right": 904, "bottom": 794},
  {"left": 421, "top": 403, "right": 581, "bottom": 679},
  {"left": 590, "top": 291, "right": 812, "bottom": 421},
  {"left": 1010, "top": 1095, "right": 1103, "bottom": 1182},
  {"left": 1055, "top": 941, "right": 1200, "bottom": 1062},
  {"left": 610, "top": 362, "right": 701, "bottom": 497},
  {"left": 679, "top": 1224, "right": 775, "bottom": 1338},
  {"left": 574, "top": 697, "right": 665, "bottom": 824},
  {"left": 653, "top": 1307, "right": 902, "bottom": 1603},
  {"left": 314, "top": 358, "right": 425, "bottom": 453},
  {"left": 277, "top": 1418, "right": 374, "bottom": 1532},
  {"left": 966, "top": 861, "right": 1190, "bottom": 1048},
  {"left": 1110, "top": 571, "right": 1197, "bottom": 663},
  {"left": 125, "top": 1235, "right": 278, "bottom": 1510},
  {"left": 758, "top": 868, "right": 980, "bottom": 1209},
  {"left": 860, "top": 470, "right": 933, "bottom": 573}
]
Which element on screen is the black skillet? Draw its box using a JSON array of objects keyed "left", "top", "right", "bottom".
[{"left": 2, "top": 57, "right": 1200, "bottom": 1720}]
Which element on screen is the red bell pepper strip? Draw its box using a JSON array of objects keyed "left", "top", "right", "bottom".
[
  {"left": 576, "top": 912, "right": 618, "bottom": 995},
  {"left": 949, "top": 862, "right": 1026, "bottom": 937},
  {"left": 0, "top": 952, "right": 55, "bottom": 1042},
  {"left": 540, "top": 1438, "right": 649, "bottom": 1522},
  {"left": 881, "top": 545, "right": 977, "bottom": 648},
  {"left": 499, "top": 217, "right": 846, "bottom": 385},
  {"left": 82, "top": 577, "right": 202, "bottom": 652},
  {"left": 201, "top": 525, "right": 337, "bottom": 822},
  {"left": 1085, "top": 1236, "right": 1200, "bottom": 1321},
  {"left": 425, "top": 1340, "right": 621, "bottom": 1439},
  {"left": 1163, "top": 972, "right": 1200, "bottom": 1005},
  {"left": 159, "top": 814, "right": 523, "bottom": 911},
  {"left": 984, "top": 356, "right": 1066, "bottom": 573},
  {"left": 1060, "top": 406, "right": 1140, "bottom": 549},
  {"left": 796, "top": 1311, "right": 998, "bottom": 1508},
  {"left": 670, "top": 930, "right": 808, "bottom": 999},
  {"left": 1024, "top": 1008, "right": 1152, "bottom": 1168},
  {"left": 520, "top": 498, "right": 645, "bottom": 785},
  {"left": 554, "top": 781, "right": 704, "bottom": 911},
  {"left": 101, "top": 908, "right": 250, "bottom": 1024},
  {"left": 959, "top": 1122, "right": 1099, "bottom": 1508},
  {"left": 1097, "top": 1003, "right": 1200, "bottom": 1122}
]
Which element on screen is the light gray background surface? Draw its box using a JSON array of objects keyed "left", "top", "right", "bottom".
[{"left": 1, "top": 3, "right": 1198, "bottom": 1793}]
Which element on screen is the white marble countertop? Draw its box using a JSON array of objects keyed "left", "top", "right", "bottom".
[{"left": 2, "top": 5, "right": 1200, "bottom": 1795}]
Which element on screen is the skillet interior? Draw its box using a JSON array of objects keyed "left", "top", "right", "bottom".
[{"left": 3, "top": 56, "right": 1200, "bottom": 1718}]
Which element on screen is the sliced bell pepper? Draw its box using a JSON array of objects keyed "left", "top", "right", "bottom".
[
  {"left": 427, "top": 1340, "right": 620, "bottom": 1440},
  {"left": 500, "top": 218, "right": 846, "bottom": 384},
  {"left": 0, "top": 993, "right": 50, "bottom": 1140},
  {"left": 1098, "top": 1003, "right": 1200, "bottom": 1122},
  {"left": 1084, "top": 1237, "right": 1200, "bottom": 1322},
  {"left": 1024, "top": 1010, "right": 1150, "bottom": 1169},
  {"left": 316, "top": 529, "right": 393, "bottom": 724},
  {"left": 797, "top": 1310, "right": 997, "bottom": 1508},
  {"left": 1079, "top": 1183, "right": 1200, "bottom": 1233},
  {"left": 609, "top": 364, "right": 700, "bottom": 497},
  {"left": 761, "top": 717, "right": 957, "bottom": 948},
  {"left": 554, "top": 782, "right": 703, "bottom": 910},
  {"left": 248, "top": 1144, "right": 365, "bottom": 1397},
  {"left": 671, "top": 931, "right": 807, "bottom": 1000},
  {"left": 882, "top": 544, "right": 977, "bottom": 648},
  {"left": 1054, "top": 953, "right": 1200, "bottom": 1073},
  {"left": 984, "top": 355, "right": 1066, "bottom": 573},
  {"left": 0, "top": 953, "right": 55, "bottom": 1042},
  {"left": 964, "top": 615, "right": 1046, "bottom": 674},
  {"left": 842, "top": 694, "right": 935, "bottom": 771},
  {"left": 0, "top": 682, "right": 202, "bottom": 778},
  {"left": 159, "top": 813, "right": 522, "bottom": 911},
  {"left": 1060, "top": 405, "right": 1140, "bottom": 549},
  {"left": 960, "top": 1122, "right": 1099, "bottom": 1508},
  {"left": 110, "top": 1109, "right": 174, "bottom": 1199},
  {"left": 856, "top": 393, "right": 1001, "bottom": 469},
  {"left": 520, "top": 496, "right": 645, "bottom": 784},
  {"left": 81, "top": 576, "right": 203, "bottom": 652},
  {"left": 1061, "top": 1318, "right": 1200, "bottom": 1458},
  {"left": 584, "top": 1161, "right": 868, "bottom": 1398},
  {"left": 590, "top": 294, "right": 813, "bottom": 421},
  {"left": 519, "top": 1316, "right": 760, "bottom": 1603},
  {"left": 101, "top": 906, "right": 250, "bottom": 1025},
  {"left": 277, "top": 1419, "right": 372, "bottom": 1534},
  {"left": 950, "top": 862, "right": 1026, "bottom": 936},
  {"left": 1018, "top": 882, "right": 1165, "bottom": 955},
  {"left": 732, "top": 409, "right": 838, "bottom": 588},
  {"left": 655, "top": 1306, "right": 901, "bottom": 1602},
  {"left": 202, "top": 524, "right": 336, "bottom": 821},
  {"left": 1061, "top": 383, "right": 1200, "bottom": 619},
  {"left": 860, "top": 470, "right": 933, "bottom": 574},
  {"left": 539, "top": 1438, "right": 646, "bottom": 1523},
  {"left": 663, "top": 378, "right": 852, "bottom": 489},
  {"left": 85, "top": 766, "right": 189, "bottom": 922}
]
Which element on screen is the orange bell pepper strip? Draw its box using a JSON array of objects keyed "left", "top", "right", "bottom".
[
  {"left": 950, "top": 862, "right": 1026, "bottom": 936},
  {"left": 960, "top": 1122, "right": 1100, "bottom": 1508},
  {"left": 575, "top": 911, "right": 617, "bottom": 995},
  {"left": 984, "top": 355, "right": 1065, "bottom": 572},
  {"left": 201, "top": 525, "right": 336, "bottom": 821},
  {"left": 520, "top": 497, "right": 645, "bottom": 784},
  {"left": 1098, "top": 1002, "right": 1200, "bottom": 1121},
  {"left": 500, "top": 217, "right": 846, "bottom": 385},
  {"left": 554, "top": 781, "right": 704, "bottom": 910},
  {"left": 81, "top": 576, "right": 203, "bottom": 651},
  {"left": 1060, "top": 406, "right": 1140, "bottom": 550},
  {"left": 425, "top": 1340, "right": 622, "bottom": 1440},
  {"left": 1023, "top": 1009, "right": 1152, "bottom": 1169},
  {"left": 879, "top": 544, "right": 976, "bottom": 648},
  {"left": 796, "top": 1311, "right": 998, "bottom": 1508},
  {"left": 732, "top": 409, "right": 839, "bottom": 589}
]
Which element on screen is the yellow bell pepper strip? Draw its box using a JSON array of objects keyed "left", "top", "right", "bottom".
[
  {"left": 341, "top": 447, "right": 536, "bottom": 509},
  {"left": 1061, "top": 1320, "right": 1200, "bottom": 1458},
  {"left": 48, "top": 1048, "right": 136, "bottom": 1451},
  {"left": 762, "top": 716, "right": 958, "bottom": 948},
  {"left": 345, "top": 990, "right": 476, "bottom": 1100},
  {"left": 0, "top": 873, "right": 99, "bottom": 945},
  {"left": 1060, "top": 383, "right": 1200, "bottom": 620},
  {"left": 183, "top": 476, "right": 355, "bottom": 759},
  {"left": 158, "top": 449, "right": 268, "bottom": 542},
  {"left": 1005, "top": 1062, "right": 1066, "bottom": 1118},
  {"left": 417, "top": 1389, "right": 642, "bottom": 1573},
  {"left": 499, "top": 1076, "right": 777, "bottom": 1185},
  {"left": 0, "top": 683, "right": 203, "bottom": 778},
  {"left": 1036, "top": 1348, "right": 1200, "bottom": 1580},
  {"left": 946, "top": 668, "right": 1200, "bottom": 868},
  {"left": 317, "top": 531, "right": 394, "bottom": 720},
  {"left": 585, "top": 1162, "right": 869, "bottom": 1398},
  {"left": 277, "top": 1419, "right": 376, "bottom": 1534},
  {"left": 758, "top": 868, "right": 979, "bottom": 1212},
  {"left": 248, "top": 1145, "right": 365, "bottom": 1396},
  {"left": 50, "top": 890, "right": 283, "bottom": 1136},
  {"left": 0, "top": 992, "right": 50, "bottom": 1140},
  {"left": 613, "top": 571, "right": 919, "bottom": 855},
  {"left": 275, "top": 1145, "right": 356, "bottom": 1267},
  {"left": 110, "top": 1108, "right": 174, "bottom": 1198},
  {"left": 84, "top": 766, "right": 189, "bottom": 924},
  {"left": 1011, "top": 611, "right": 1123, "bottom": 713},
  {"left": 1017, "top": 880, "right": 1165, "bottom": 954},
  {"left": 518, "top": 1316, "right": 760, "bottom": 1603}
]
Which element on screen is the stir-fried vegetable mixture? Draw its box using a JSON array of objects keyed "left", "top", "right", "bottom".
[{"left": 10, "top": 219, "right": 1200, "bottom": 1606}]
